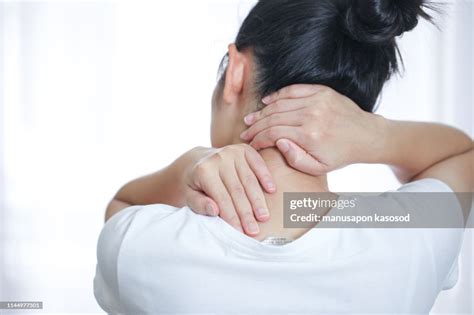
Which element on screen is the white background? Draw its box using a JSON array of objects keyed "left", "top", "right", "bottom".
[{"left": 0, "top": 0, "right": 472, "bottom": 313}]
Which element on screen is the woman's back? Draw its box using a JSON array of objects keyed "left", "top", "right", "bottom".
[{"left": 94, "top": 178, "right": 462, "bottom": 314}]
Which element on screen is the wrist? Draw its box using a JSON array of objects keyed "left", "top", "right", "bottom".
[
  {"left": 176, "top": 147, "right": 212, "bottom": 188},
  {"left": 354, "top": 112, "right": 390, "bottom": 164},
  {"left": 370, "top": 117, "right": 405, "bottom": 167}
]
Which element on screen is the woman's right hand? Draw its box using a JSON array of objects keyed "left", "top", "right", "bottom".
[{"left": 183, "top": 144, "right": 276, "bottom": 236}]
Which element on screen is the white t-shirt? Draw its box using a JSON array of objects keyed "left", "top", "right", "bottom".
[{"left": 94, "top": 179, "right": 464, "bottom": 314}]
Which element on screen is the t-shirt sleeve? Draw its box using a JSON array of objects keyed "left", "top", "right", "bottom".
[
  {"left": 94, "top": 204, "right": 180, "bottom": 313},
  {"left": 396, "top": 178, "right": 464, "bottom": 291},
  {"left": 94, "top": 206, "right": 143, "bottom": 314}
]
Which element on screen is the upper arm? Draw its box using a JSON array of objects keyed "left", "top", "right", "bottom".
[
  {"left": 94, "top": 206, "right": 142, "bottom": 313},
  {"left": 413, "top": 148, "right": 473, "bottom": 221},
  {"left": 413, "top": 148, "right": 473, "bottom": 193},
  {"left": 413, "top": 149, "right": 474, "bottom": 192}
]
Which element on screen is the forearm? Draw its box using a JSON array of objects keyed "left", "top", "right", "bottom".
[
  {"left": 105, "top": 164, "right": 183, "bottom": 221},
  {"left": 374, "top": 117, "right": 473, "bottom": 183},
  {"left": 105, "top": 147, "right": 210, "bottom": 221}
]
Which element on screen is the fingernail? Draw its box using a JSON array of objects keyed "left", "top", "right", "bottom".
[
  {"left": 244, "top": 114, "right": 254, "bottom": 125},
  {"left": 206, "top": 204, "right": 215, "bottom": 216},
  {"left": 277, "top": 140, "right": 290, "bottom": 153},
  {"left": 248, "top": 222, "right": 260, "bottom": 234},
  {"left": 256, "top": 208, "right": 269, "bottom": 218},
  {"left": 262, "top": 96, "right": 272, "bottom": 104},
  {"left": 266, "top": 182, "right": 276, "bottom": 192}
]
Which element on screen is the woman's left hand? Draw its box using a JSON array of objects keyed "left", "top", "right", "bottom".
[{"left": 240, "top": 84, "right": 384, "bottom": 175}]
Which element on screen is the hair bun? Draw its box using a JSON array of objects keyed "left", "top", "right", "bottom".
[{"left": 343, "top": 0, "right": 432, "bottom": 44}]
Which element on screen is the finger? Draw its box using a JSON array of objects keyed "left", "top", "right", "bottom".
[
  {"left": 199, "top": 174, "right": 244, "bottom": 233},
  {"left": 276, "top": 139, "right": 329, "bottom": 176},
  {"left": 235, "top": 159, "right": 270, "bottom": 222},
  {"left": 220, "top": 166, "right": 260, "bottom": 236},
  {"left": 262, "top": 84, "right": 326, "bottom": 104},
  {"left": 186, "top": 189, "right": 219, "bottom": 216},
  {"left": 249, "top": 126, "right": 302, "bottom": 151},
  {"left": 244, "top": 99, "right": 305, "bottom": 126},
  {"left": 244, "top": 146, "right": 276, "bottom": 193},
  {"left": 241, "top": 110, "right": 304, "bottom": 142}
]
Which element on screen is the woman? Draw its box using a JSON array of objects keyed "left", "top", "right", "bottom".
[{"left": 94, "top": 0, "right": 472, "bottom": 313}]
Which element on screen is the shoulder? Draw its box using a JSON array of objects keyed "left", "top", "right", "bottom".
[
  {"left": 390, "top": 179, "right": 464, "bottom": 228},
  {"left": 396, "top": 178, "right": 455, "bottom": 193},
  {"left": 344, "top": 179, "right": 462, "bottom": 221},
  {"left": 391, "top": 179, "right": 464, "bottom": 290},
  {"left": 97, "top": 204, "right": 184, "bottom": 265},
  {"left": 98, "top": 204, "right": 178, "bottom": 250},
  {"left": 94, "top": 204, "right": 186, "bottom": 313},
  {"left": 340, "top": 179, "right": 464, "bottom": 291}
]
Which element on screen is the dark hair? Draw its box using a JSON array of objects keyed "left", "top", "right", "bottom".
[{"left": 220, "top": 0, "right": 435, "bottom": 112}]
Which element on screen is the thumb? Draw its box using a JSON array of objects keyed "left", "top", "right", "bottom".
[
  {"left": 276, "top": 139, "right": 328, "bottom": 176},
  {"left": 186, "top": 189, "right": 219, "bottom": 217}
]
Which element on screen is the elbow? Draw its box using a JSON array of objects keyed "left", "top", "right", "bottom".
[{"left": 452, "top": 127, "right": 473, "bottom": 153}]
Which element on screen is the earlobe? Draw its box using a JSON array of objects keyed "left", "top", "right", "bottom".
[{"left": 223, "top": 44, "right": 245, "bottom": 104}]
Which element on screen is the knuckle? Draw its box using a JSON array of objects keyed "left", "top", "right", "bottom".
[
  {"left": 243, "top": 174, "right": 257, "bottom": 186},
  {"left": 194, "top": 162, "right": 209, "bottom": 176},
  {"left": 288, "top": 152, "right": 301, "bottom": 167},
  {"left": 231, "top": 184, "right": 246, "bottom": 195},
  {"left": 215, "top": 193, "right": 228, "bottom": 203},
  {"left": 221, "top": 146, "right": 233, "bottom": 154},
  {"left": 273, "top": 113, "right": 284, "bottom": 123},
  {"left": 240, "top": 145, "right": 253, "bottom": 158},
  {"left": 212, "top": 151, "right": 225, "bottom": 162},
  {"left": 318, "top": 85, "right": 332, "bottom": 95},
  {"left": 307, "top": 108, "right": 319, "bottom": 119},
  {"left": 228, "top": 215, "right": 241, "bottom": 226},
  {"left": 253, "top": 140, "right": 265, "bottom": 149},
  {"left": 267, "top": 127, "right": 278, "bottom": 140},
  {"left": 234, "top": 143, "right": 249, "bottom": 153},
  {"left": 272, "top": 100, "right": 282, "bottom": 111},
  {"left": 252, "top": 196, "right": 264, "bottom": 207},
  {"left": 308, "top": 131, "right": 320, "bottom": 143},
  {"left": 267, "top": 114, "right": 278, "bottom": 126},
  {"left": 318, "top": 129, "right": 329, "bottom": 141},
  {"left": 266, "top": 100, "right": 280, "bottom": 113},
  {"left": 321, "top": 100, "right": 331, "bottom": 111},
  {"left": 242, "top": 213, "right": 255, "bottom": 224},
  {"left": 287, "top": 85, "right": 297, "bottom": 96},
  {"left": 298, "top": 109, "right": 309, "bottom": 121},
  {"left": 249, "top": 139, "right": 260, "bottom": 148},
  {"left": 255, "top": 110, "right": 264, "bottom": 120}
]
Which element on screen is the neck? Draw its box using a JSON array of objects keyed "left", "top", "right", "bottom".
[
  {"left": 254, "top": 147, "right": 331, "bottom": 241},
  {"left": 259, "top": 147, "right": 329, "bottom": 193}
]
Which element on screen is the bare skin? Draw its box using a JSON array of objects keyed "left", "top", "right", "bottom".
[
  {"left": 105, "top": 47, "right": 473, "bottom": 237},
  {"left": 249, "top": 148, "right": 336, "bottom": 241}
]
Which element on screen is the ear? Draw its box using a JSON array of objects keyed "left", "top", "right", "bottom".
[{"left": 223, "top": 44, "right": 245, "bottom": 104}]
